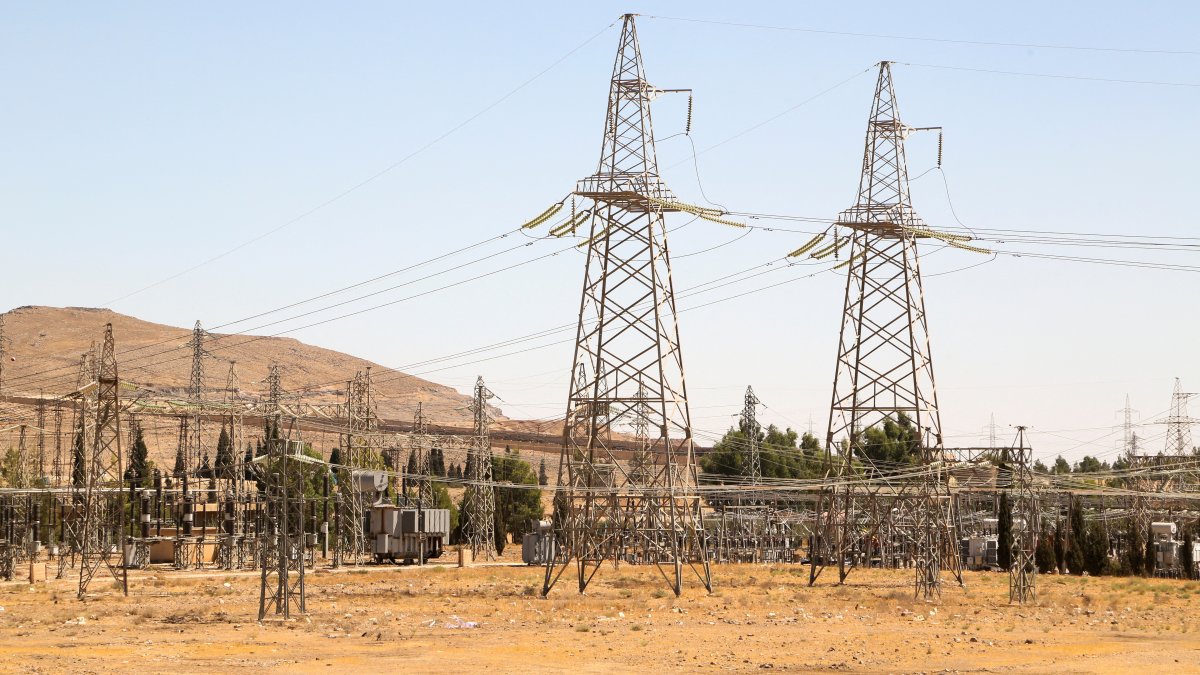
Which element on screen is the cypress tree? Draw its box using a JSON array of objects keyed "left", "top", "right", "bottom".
[
  {"left": 243, "top": 445, "right": 256, "bottom": 481},
  {"left": 1067, "top": 498, "right": 1086, "bottom": 575},
  {"left": 215, "top": 426, "right": 234, "bottom": 480},
  {"left": 1126, "top": 519, "right": 1145, "bottom": 576},
  {"left": 1181, "top": 531, "right": 1195, "bottom": 580},
  {"left": 1053, "top": 519, "right": 1066, "bottom": 573},
  {"left": 1145, "top": 524, "right": 1157, "bottom": 576},
  {"left": 72, "top": 431, "right": 86, "bottom": 487},
  {"left": 407, "top": 450, "right": 418, "bottom": 475},
  {"left": 538, "top": 457, "right": 548, "bottom": 486},
  {"left": 127, "top": 426, "right": 150, "bottom": 487},
  {"left": 997, "top": 491, "right": 1013, "bottom": 570}
]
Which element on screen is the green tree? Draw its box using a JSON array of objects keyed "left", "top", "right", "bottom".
[
  {"left": 1082, "top": 521, "right": 1107, "bottom": 576},
  {"left": 1145, "top": 525, "right": 1156, "bottom": 576},
  {"left": 1067, "top": 498, "right": 1086, "bottom": 575},
  {"left": 1052, "top": 456, "right": 1071, "bottom": 474},
  {"left": 0, "top": 446, "right": 20, "bottom": 486},
  {"left": 215, "top": 426, "right": 234, "bottom": 480},
  {"left": 1053, "top": 518, "right": 1066, "bottom": 573},
  {"left": 1181, "top": 531, "right": 1195, "bottom": 580},
  {"left": 72, "top": 431, "right": 86, "bottom": 487},
  {"left": 1035, "top": 529, "right": 1056, "bottom": 573},
  {"left": 491, "top": 449, "right": 544, "bottom": 555},
  {"left": 1126, "top": 519, "right": 1145, "bottom": 576},
  {"left": 430, "top": 447, "right": 446, "bottom": 477},
  {"left": 997, "top": 491, "right": 1013, "bottom": 570},
  {"left": 1032, "top": 459, "right": 1049, "bottom": 473},
  {"left": 124, "top": 425, "right": 152, "bottom": 487},
  {"left": 538, "top": 457, "right": 548, "bottom": 486},
  {"left": 859, "top": 414, "right": 921, "bottom": 466},
  {"left": 172, "top": 441, "right": 186, "bottom": 477},
  {"left": 1074, "top": 456, "right": 1104, "bottom": 473}
]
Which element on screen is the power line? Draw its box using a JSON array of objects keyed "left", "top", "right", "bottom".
[{"left": 644, "top": 14, "right": 1200, "bottom": 57}]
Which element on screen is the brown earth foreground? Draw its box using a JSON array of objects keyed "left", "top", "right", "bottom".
[{"left": 0, "top": 560, "right": 1197, "bottom": 673}]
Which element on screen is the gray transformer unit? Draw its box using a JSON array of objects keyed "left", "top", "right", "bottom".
[
  {"left": 522, "top": 519, "right": 554, "bottom": 565},
  {"left": 369, "top": 505, "right": 450, "bottom": 564}
]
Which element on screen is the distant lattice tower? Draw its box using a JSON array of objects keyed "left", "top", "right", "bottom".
[
  {"left": 1162, "top": 378, "right": 1197, "bottom": 455},
  {"left": 544, "top": 14, "right": 711, "bottom": 597},
  {"left": 741, "top": 386, "right": 762, "bottom": 485},
  {"left": 464, "top": 376, "right": 497, "bottom": 560},
  {"left": 811, "top": 62, "right": 958, "bottom": 599}
]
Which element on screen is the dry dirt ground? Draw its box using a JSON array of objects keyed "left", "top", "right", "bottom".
[{"left": 0, "top": 556, "right": 1197, "bottom": 673}]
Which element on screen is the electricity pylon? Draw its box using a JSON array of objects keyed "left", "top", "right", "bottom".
[
  {"left": 464, "top": 376, "right": 497, "bottom": 560},
  {"left": 1161, "top": 378, "right": 1197, "bottom": 455},
  {"left": 1007, "top": 426, "right": 1038, "bottom": 604},
  {"left": 336, "top": 368, "right": 378, "bottom": 565},
  {"left": 810, "top": 62, "right": 958, "bottom": 599},
  {"left": 185, "top": 321, "right": 208, "bottom": 476},
  {"left": 544, "top": 14, "right": 710, "bottom": 597},
  {"left": 741, "top": 386, "right": 762, "bottom": 484},
  {"left": 410, "top": 403, "right": 433, "bottom": 507},
  {"left": 77, "top": 323, "right": 128, "bottom": 598}
]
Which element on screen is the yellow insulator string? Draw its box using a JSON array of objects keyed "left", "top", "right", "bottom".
[
  {"left": 577, "top": 224, "right": 610, "bottom": 249},
  {"left": 787, "top": 233, "right": 825, "bottom": 258},
  {"left": 550, "top": 210, "right": 591, "bottom": 238},
  {"left": 947, "top": 240, "right": 992, "bottom": 254},
  {"left": 521, "top": 201, "right": 566, "bottom": 230}
]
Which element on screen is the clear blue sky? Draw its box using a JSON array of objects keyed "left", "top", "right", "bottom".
[{"left": 2, "top": 2, "right": 1197, "bottom": 464}]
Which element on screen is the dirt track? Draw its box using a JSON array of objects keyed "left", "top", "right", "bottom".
[{"left": 0, "top": 559, "right": 1197, "bottom": 673}]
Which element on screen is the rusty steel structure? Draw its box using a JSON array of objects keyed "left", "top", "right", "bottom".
[
  {"left": 543, "top": 14, "right": 710, "bottom": 597},
  {"left": 463, "top": 376, "right": 497, "bottom": 560},
  {"left": 1007, "top": 427, "right": 1039, "bottom": 604},
  {"left": 809, "top": 61, "right": 960, "bottom": 599},
  {"left": 76, "top": 323, "right": 128, "bottom": 598}
]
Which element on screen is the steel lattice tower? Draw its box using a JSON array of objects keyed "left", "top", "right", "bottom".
[
  {"left": 741, "top": 386, "right": 762, "bottom": 484},
  {"left": 464, "top": 376, "right": 497, "bottom": 560},
  {"left": 258, "top": 424, "right": 307, "bottom": 620},
  {"left": 77, "top": 323, "right": 128, "bottom": 598},
  {"left": 185, "top": 321, "right": 208, "bottom": 476},
  {"left": 810, "top": 62, "right": 957, "bottom": 598},
  {"left": 543, "top": 14, "right": 710, "bottom": 597},
  {"left": 336, "top": 368, "right": 378, "bottom": 565},
  {"left": 1162, "top": 378, "right": 1196, "bottom": 455},
  {"left": 410, "top": 402, "right": 433, "bottom": 507},
  {"left": 1007, "top": 426, "right": 1039, "bottom": 604}
]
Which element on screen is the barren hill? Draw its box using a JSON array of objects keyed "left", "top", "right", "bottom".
[{"left": 0, "top": 306, "right": 489, "bottom": 428}]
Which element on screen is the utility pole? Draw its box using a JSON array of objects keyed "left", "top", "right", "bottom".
[
  {"left": 810, "top": 62, "right": 958, "bottom": 600},
  {"left": 543, "top": 14, "right": 710, "bottom": 597},
  {"left": 464, "top": 376, "right": 497, "bottom": 560},
  {"left": 77, "top": 323, "right": 128, "bottom": 598}
]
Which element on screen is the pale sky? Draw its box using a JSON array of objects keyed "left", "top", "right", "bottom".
[{"left": 2, "top": 2, "right": 1197, "bottom": 465}]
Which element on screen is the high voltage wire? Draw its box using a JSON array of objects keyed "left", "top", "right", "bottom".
[
  {"left": 97, "top": 21, "right": 618, "bottom": 307},
  {"left": 643, "top": 15, "right": 1200, "bottom": 57}
]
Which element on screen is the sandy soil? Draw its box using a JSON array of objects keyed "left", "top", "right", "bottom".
[{"left": 0, "top": 556, "right": 1197, "bottom": 673}]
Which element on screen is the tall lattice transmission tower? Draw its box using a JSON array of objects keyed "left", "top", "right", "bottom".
[
  {"left": 1161, "top": 378, "right": 1197, "bottom": 455},
  {"left": 811, "top": 62, "right": 957, "bottom": 599},
  {"left": 464, "top": 376, "right": 497, "bottom": 560},
  {"left": 409, "top": 402, "right": 433, "bottom": 507},
  {"left": 543, "top": 14, "right": 711, "bottom": 597},
  {"left": 77, "top": 323, "right": 128, "bottom": 598},
  {"left": 1006, "top": 426, "right": 1039, "bottom": 604},
  {"left": 741, "top": 386, "right": 762, "bottom": 484},
  {"left": 185, "top": 321, "right": 209, "bottom": 476}
]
